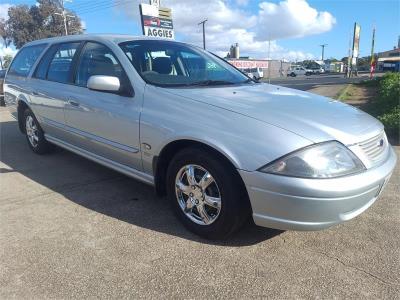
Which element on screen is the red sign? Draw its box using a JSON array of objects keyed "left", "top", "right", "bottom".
[{"left": 227, "top": 60, "right": 269, "bottom": 69}]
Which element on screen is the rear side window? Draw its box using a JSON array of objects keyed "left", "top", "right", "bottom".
[
  {"left": 8, "top": 44, "right": 46, "bottom": 77},
  {"left": 47, "top": 42, "right": 80, "bottom": 84},
  {"left": 34, "top": 45, "right": 59, "bottom": 80}
]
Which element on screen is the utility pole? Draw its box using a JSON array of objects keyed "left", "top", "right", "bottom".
[
  {"left": 267, "top": 39, "right": 271, "bottom": 83},
  {"left": 370, "top": 25, "right": 376, "bottom": 79},
  {"left": 54, "top": 0, "right": 74, "bottom": 36},
  {"left": 319, "top": 44, "right": 328, "bottom": 61},
  {"left": 198, "top": 19, "right": 208, "bottom": 50},
  {"left": 347, "top": 29, "right": 352, "bottom": 78}
]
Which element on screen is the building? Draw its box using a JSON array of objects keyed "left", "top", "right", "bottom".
[
  {"left": 325, "top": 61, "right": 344, "bottom": 73},
  {"left": 228, "top": 43, "right": 240, "bottom": 59},
  {"left": 377, "top": 47, "right": 400, "bottom": 72},
  {"left": 226, "top": 58, "right": 291, "bottom": 78}
]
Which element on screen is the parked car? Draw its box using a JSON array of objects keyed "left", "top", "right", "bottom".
[
  {"left": 310, "top": 67, "right": 325, "bottom": 75},
  {"left": 244, "top": 67, "right": 264, "bottom": 80},
  {"left": 287, "top": 66, "right": 312, "bottom": 77},
  {"left": 0, "top": 69, "right": 5, "bottom": 106},
  {"left": 4, "top": 35, "right": 397, "bottom": 239}
]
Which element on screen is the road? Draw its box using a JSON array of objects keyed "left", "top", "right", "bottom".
[
  {"left": 0, "top": 104, "right": 399, "bottom": 298},
  {"left": 269, "top": 73, "right": 369, "bottom": 91}
]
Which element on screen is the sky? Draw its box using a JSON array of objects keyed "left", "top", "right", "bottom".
[{"left": 1, "top": 0, "right": 400, "bottom": 61}]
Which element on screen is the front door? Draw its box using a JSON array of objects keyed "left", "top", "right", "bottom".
[{"left": 63, "top": 42, "right": 142, "bottom": 171}]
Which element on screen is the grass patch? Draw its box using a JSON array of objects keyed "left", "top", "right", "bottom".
[
  {"left": 336, "top": 84, "right": 353, "bottom": 101},
  {"left": 356, "top": 77, "right": 382, "bottom": 87}
]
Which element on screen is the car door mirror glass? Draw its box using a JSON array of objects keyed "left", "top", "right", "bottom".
[{"left": 87, "top": 75, "right": 120, "bottom": 92}]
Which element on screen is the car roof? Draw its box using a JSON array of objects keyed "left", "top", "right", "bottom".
[{"left": 24, "top": 34, "right": 190, "bottom": 48}]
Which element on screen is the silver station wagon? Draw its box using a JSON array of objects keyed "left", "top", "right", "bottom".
[{"left": 4, "top": 35, "right": 397, "bottom": 239}]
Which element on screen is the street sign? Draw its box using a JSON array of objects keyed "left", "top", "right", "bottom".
[{"left": 140, "top": 3, "right": 174, "bottom": 39}]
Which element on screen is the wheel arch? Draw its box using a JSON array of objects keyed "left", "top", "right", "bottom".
[
  {"left": 17, "top": 98, "right": 31, "bottom": 133},
  {"left": 153, "top": 139, "right": 247, "bottom": 200}
]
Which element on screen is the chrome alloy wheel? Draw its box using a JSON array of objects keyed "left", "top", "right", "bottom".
[
  {"left": 175, "top": 164, "right": 222, "bottom": 225},
  {"left": 25, "top": 115, "right": 39, "bottom": 148}
]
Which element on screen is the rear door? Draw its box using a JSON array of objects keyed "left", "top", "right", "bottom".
[
  {"left": 29, "top": 42, "right": 82, "bottom": 139},
  {"left": 63, "top": 41, "right": 142, "bottom": 170}
]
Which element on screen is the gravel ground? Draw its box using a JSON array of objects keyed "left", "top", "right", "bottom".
[{"left": 0, "top": 106, "right": 399, "bottom": 299}]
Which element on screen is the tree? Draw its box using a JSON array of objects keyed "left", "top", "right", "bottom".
[
  {"left": 0, "top": 18, "right": 12, "bottom": 48},
  {"left": 2, "top": 54, "right": 13, "bottom": 69},
  {"left": 6, "top": 0, "right": 83, "bottom": 49}
]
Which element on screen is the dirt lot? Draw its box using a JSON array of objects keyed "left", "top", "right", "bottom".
[{"left": 0, "top": 106, "right": 399, "bottom": 299}]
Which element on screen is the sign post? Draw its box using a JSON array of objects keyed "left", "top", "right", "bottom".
[
  {"left": 370, "top": 26, "right": 376, "bottom": 79},
  {"left": 351, "top": 23, "right": 361, "bottom": 77}
]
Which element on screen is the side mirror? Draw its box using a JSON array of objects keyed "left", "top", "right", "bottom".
[{"left": 87, "top": 75, "right": 120, "bottom": 92}]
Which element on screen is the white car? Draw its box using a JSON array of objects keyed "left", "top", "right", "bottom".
[
  {"left": 245, "top": 67, "right": 264, "bottom": 80},
  {"left": 287, "top": 66, "right": 312, "bottom": 77},
  {"left": 311, "top": 67, "right": 325, "bottom": 75}
]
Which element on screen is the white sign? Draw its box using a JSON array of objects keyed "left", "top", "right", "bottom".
[
  {"left": 140, "top": 3, "right": 174, "bottom": 40},
  {"left": 141, "top": 3, "right": 159, "bottom": 17}
]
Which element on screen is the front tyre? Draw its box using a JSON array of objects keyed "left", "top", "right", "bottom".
[
  {"left": 23, "top": 108, "right": 53, "bottom": 154},
  {"left": 167, "top": 147, "right": 250, "bottom": 239}
]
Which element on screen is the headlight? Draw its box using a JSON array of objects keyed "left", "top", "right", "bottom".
[{"left": 259, "top": 141, "right": 365, "bottom": 178}]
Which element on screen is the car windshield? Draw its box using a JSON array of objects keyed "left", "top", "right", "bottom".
[{"left": 119, "top": 40, "right": 251, "bottom": 87}]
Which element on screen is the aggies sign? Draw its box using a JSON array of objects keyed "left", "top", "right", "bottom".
[{"left": 140, "top": 3, "right": 174, "bottom": 40}]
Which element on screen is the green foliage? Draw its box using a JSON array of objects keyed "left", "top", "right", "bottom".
[
  {"left": 378, "top": 107, "right": 400, "bottom": 136},
  {"left": 358, "top": 77, "right": 382, "bottom": 87},
  {"left": 5, "top": 0, "right": 83, "bottom": 49},
  {"left": 2, "top": 54, "right": 13, "bottom": 69},
  {"left": 371, "top": 73, "right": 400, "bottom": 136}
]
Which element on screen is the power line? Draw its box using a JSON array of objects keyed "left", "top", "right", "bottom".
[
  {"left": 67, "top": 0, "right": 111, "bottom": 10},
  {"left": 74, "top": 0, "right": 123, "bottom": 13},
  {"left": 73, "top": 0, "right": 132, "bottom": 15}
]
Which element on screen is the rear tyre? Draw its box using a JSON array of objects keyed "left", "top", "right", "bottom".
[
  {"left": 23, "top": 108, "right": 53, "bottom": 154},
  {"left": 166, "top": 147, "right": 250, "bottom": 239},
  {"left": 290, "top": 72, "right": 296, "bottom": 77}
]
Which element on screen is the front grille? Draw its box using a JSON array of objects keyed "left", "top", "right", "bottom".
[{"left": 359, "top": 132, "right": 387, "bottom": 163}]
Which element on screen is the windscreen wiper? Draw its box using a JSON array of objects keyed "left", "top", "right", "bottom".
[{"left": 188, "top": 80, "right": 237, "bottom": 86}]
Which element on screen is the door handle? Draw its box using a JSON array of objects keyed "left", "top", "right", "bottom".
[
  {"left": 32, "top": 91, "right": 40, "bottom": 96},
  {"left": 68, "top": 100, "right": 80, "bottom": 107}
]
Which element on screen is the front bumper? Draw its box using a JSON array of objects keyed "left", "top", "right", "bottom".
[{"left": 239, "top": 146, "right": 397, "bottom": 231}]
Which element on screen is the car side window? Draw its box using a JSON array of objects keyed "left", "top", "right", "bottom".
[
  {"left": 47, "top": 42, "right": 80, "bottom": 84},
  {"left": 75, "top": 42, "right": 124, "bottom": 87},
  {"left": 33, "top": 45, "right": 59, "bottom": 80},
  {"left": 8, "top": 44, "right": 47, "bottom": 77}
]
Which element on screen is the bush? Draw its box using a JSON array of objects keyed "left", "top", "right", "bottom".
[
  {"left": 378, "top": 106, "right": 399, "bottom": 136},
  {"left": 378, "top": 72, "right": 400, "bottom": 115},
  {"left": 369, "top": 73, "right": 399, "bottom": 138}
]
